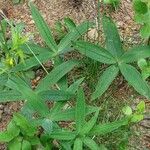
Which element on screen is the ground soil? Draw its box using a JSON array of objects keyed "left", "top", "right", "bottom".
[{"left": 0, "top": 0, "right": 149, "bottom": 149}]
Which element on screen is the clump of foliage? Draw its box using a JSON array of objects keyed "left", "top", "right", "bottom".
[
  {"left": 133, "top": 0, "right": 150, "bottom": 38},
  {"left": 0, "top": 2, "right": 149, "bottom": 149},
  {"left": 74, "top": 16, "right": 150, "bottom": 100},
  {"left": 103, "top": 0, "right": 121, "bottom": 8}
]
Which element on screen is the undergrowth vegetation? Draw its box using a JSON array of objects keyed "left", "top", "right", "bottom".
[{"left": 0, "top": 1, "right": 149, "bottom": 149}]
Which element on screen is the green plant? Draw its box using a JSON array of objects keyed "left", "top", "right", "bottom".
[
  {"left": 12, "top": 0, "right": 24, "bottom": 5},
  {"left": 138, "top": 58, "right": 150, "bottom": 80},
  {"left": 0, "top": 19, "right": 28, "bottom": 73},
  {"left": 133, "top": 0, "right": 150, "bottom": 39},
  {"left": 0, "top": 2, "right": 148, "bottom": 149},
  {"left": 73, "top": 16, "right": 150, "bottom": 100},
  {"left": 103, "top": 0, "right": 121, "bottom": 8}
]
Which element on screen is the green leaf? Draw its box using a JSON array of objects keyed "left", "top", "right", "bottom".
[
  {"left": 140, "top": 24, "right": 150, "bottom": 38},
  {"left": 102, "top": 16, "right": 124, "bottom": 58},
  {"left": 64, "top": 17, "right": 76, "bottom": 31},
  {"left": 58, "top": 21, "right": 94, "bottom": 52},
  {"left": 122, "top": 106, "right": 132, "bottom": 116},
  {"left": 22, "top": 140, "right": 31, "bottom": 150},
  {"left": 91, "top": 65, "right": 119, "bottom": 100},
  {"left": 21, "top": 43, "right": 50, "bottom": 54},
  {"left": 30, "top": 3, "right": 57, "bottom": 52},
  {"left": 12, "top": 51, "right": 54, "bottom": 72},
  {"left": 119, "top": 63, "right": 150, "bottom": 98},
  {"left": 41, "top": 119, "right": 53, "bottom": 135},
  {"left": 76, "top": 88, "right": 86, "bottom": 133},
  {"left": 73, "top": 138, "right": 83, "bottom": 150},
  {"left": 0, "top": 90, "right": 23, "bottom": 102},
  {"left": 73, "top": 40, "right": 116, "bottom": 64},
  {"left": 13, "top": 113, "right": 37, "bottom": 136},
  {"left": 131, "top": 114, "right": 144, "bottom": 123},
  {"left": 39, "top": 90, "right": 74, "bottom": 101},
  {"left": 138, "top": 59, "right": 147, "bottom": 69},
  {"left": 51, "top": 106, "right": 98, "bottom": 121},
  {"left": 89, "top": 118, "right": 129, "bottom": 135},
  {"left": 83, "top": 137, "right": 99, "bottom": 150},
  {"left": 67, "top": 77, "right": 85, "bottom": 93},
  {"left": 49, "top": 130, "right": 76, "bottom": 140},
  {"left": 136, "top": 101, "right": 145, "bottom": 113},
  {"left": 121, "top": 45, "right": 150, "bottom": 63},
  {"left": 0, "top": 73, "right": 8, "bottom": 86},
  {"left": 36, "top": 60, "right": 79, "bottom": 93},
  {"left": 7, "top": 76, "right": 50, "bottom": 116},
  {"left": 0, "top": 121, "right": 20, "bottom": 142},
  {"left": 133, "top": 0, "right": 148, "bottom": 14},
  {"left": 81, "top": 110, "right": 99, "bottom": 135},
  {"left": 8, "top": 138, "right": 22, "bottom": 150}
]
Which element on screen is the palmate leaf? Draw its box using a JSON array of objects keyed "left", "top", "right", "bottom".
[
  {"left": 73, "top": 138, "right": 83, "bottom": 150},
  {"left": 119, "top": 63, "right": 150, "bottom": 98},
  {"left": 102, "top": 16, "right": 124, "bottom": 58},
  {"left": 73, "top": 40, "right": 116, "bottom": 64},
  {"left": 36, "top": 60, "right": 79, "bottom": 93},
  {"left": 12, "top": 51, "right": 54, "bottom": 72},
  {"left": 58, "top": 21, "right": 94, "bottom": 53},
  {"left": 76, "top": 88, "right": 86, "bottom": 133},
  {"left": 121, "top": 45, "right": 150, "bottom": 63},
  {"left": 30, "top": 3, "right": 57, "bottom": 52},
  {"left": 89, "top": 118, "right": 129, "bottom": 135},
  {"left": 91, "top": 65, "right": 119, "bottom": 100},
  {"left": 83, "top": 137, "right": 99, "bottom": 150}
]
